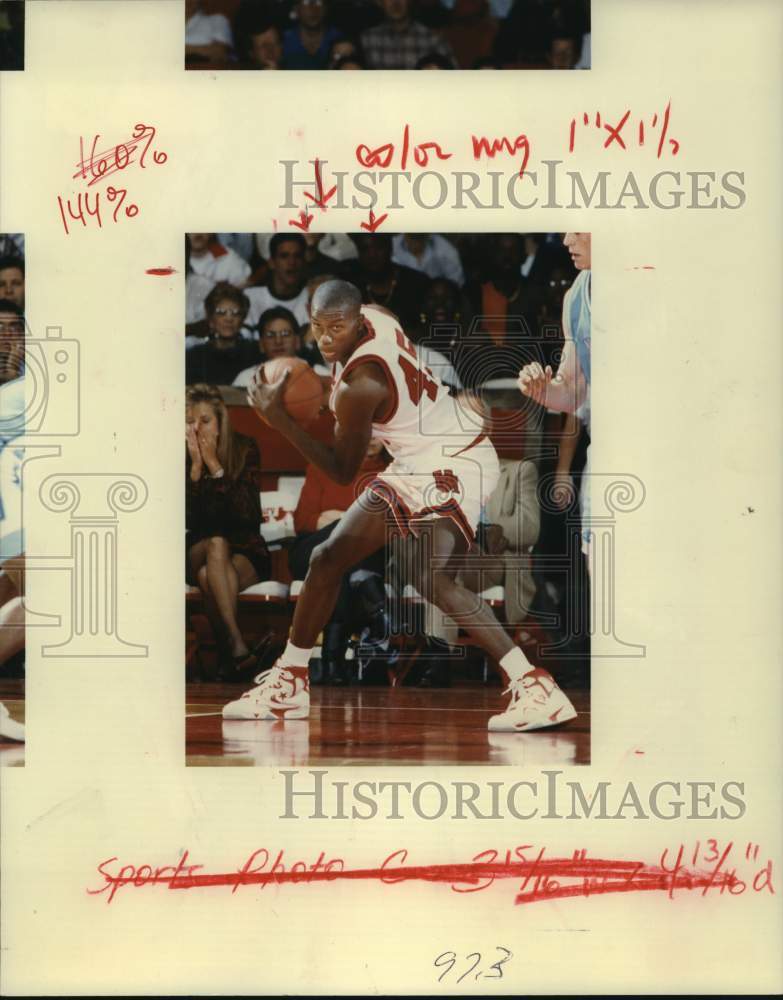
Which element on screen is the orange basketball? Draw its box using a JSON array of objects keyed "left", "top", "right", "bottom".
[{"left": 261, "top": 356, "right": 324, "bottom": 425}]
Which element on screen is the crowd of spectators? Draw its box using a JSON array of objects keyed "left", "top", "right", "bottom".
[
  {"left": 186, "top": 231, "right": 576, "bottom": 387},
  {"left": 185, "top": 230, "right": 589, "bottom": 687},
  {"left": 186, "top": 0, "right": 591, "bottom": 71}
]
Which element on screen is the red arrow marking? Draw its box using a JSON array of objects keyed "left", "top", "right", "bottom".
[
  {"left": 360, "top": 208, "right": 388, "bottom": 233},
  {"left": 303, "top": 158, "right": 337, "bottom": 210},
  {"left": 289, "top": 209, "right": 314, "bottom": 232}
]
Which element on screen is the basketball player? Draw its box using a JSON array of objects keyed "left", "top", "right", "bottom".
[
  {"left": 518, "top": 232, "right": 591, "bottom": 544},
  {"left": 223, "top": 279, "right": 577, "bottom": 731}
]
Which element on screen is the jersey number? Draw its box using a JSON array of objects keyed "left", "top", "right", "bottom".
[
  {"left": 395, "top": 328, "right": 438, "bottom": 405},
  {"left": 398, "top": 356, "right": 438, "bottom": 405}
]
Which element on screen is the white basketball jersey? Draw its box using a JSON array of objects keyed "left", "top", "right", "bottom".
[{"left": 328, "top": 305, "right": 459, "bottom": 462}]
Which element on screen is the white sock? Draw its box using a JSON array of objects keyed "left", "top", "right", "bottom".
[
  {"left": 279, "top": 641, "right": 313, "bottom": 669},
  {"left": 499, "top": 647, "right": 531, "bottom": 682}
]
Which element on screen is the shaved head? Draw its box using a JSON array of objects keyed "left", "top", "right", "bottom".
[{"left": 311, "top": 279, "right": 362, "bottom": 316}]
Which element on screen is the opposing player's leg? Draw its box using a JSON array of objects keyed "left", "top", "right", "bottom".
[
  {"left": 223, "top": 493, "right": 392, "bottom": 721},
  {"left": 414, "top": 517, "right": 577, "bottom": 733}
]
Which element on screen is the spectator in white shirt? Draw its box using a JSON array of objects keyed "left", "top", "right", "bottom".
[
  {"left": 185, "top": 0, "right": 234, "bottom": 66},
  {"left": 392, "top": 233, "right": 465, "bottom": 286},
  {"left": 187, "top": 234, "right": 251, "bottom": 288},
  {"left": 244, "top": 234, "right": 310, "bottom": 334}
]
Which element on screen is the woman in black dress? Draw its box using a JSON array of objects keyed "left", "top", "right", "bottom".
[{"left": 186, "top": 384, "right": 270, "bottom": 672}]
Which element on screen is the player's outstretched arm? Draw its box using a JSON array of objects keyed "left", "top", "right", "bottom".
[{"left": 247, "top": 365, "right": 388, "bottom": 485}]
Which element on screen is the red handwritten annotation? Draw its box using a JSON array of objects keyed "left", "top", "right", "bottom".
[
  {"left": 569, "top": 103, "right": 680, "bottom": 157},
  {"left": 145, "top": 266, "right": 177, "bottom": 276},
  {"left": 57, "top": 124, "right": 168, "bottom": 236},
  {"left": 286, "top": 104, "right": 679, "bottom": 233},
  {"left": 88, "top": 841, "right": 774, "bottom": 906}
]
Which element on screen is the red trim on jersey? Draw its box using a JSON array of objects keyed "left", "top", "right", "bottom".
[
  {"left": 410, "top": 498, "right": 475, "bottom": 546},
  {"left": 365, "top": 477, "right": 413, "bottom": 536},
  {"left": 355, "top": 312, "right": 378, "bottom": 351},
  {"left": 365, "top": 477, "right": 475, "bottom": 546},
  {"left": 340, "top": 353, "right": 399, "bottom": 425},
  {"left": 209, "top": 241, "right": 229, "bottom": 258},
  {"left": 448, "top": 431, "right": 487, "bottom": 459}
]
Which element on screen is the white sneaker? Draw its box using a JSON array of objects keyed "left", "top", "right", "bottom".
[
  {"left": 0, "top": 701, "right": 25, "bottom": 742},
  {"left": 488, "top": 668, "right": 577, "bottom": 732},
  {"left": 222, "top": 662, "right": 310, "bottom": 721}
]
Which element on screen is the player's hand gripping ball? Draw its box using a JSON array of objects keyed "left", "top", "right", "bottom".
[{"left": 248, "top": 357, "right": 324, "bottom": 427}]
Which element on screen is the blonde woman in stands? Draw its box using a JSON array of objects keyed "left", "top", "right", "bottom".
[{"left": 186, "top": 384, "right": 270, "bottom": 676}]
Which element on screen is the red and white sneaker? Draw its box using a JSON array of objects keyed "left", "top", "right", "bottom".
[
  {"left": 488, "top": 668, "right": 577, "bottom": 732},
  {"left": 222, "top": 662, "right": 310, "bottom": 721}
]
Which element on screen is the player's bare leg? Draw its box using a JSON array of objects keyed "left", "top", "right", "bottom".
[
  {"left": 222, "top": 496, "right": 391, "bottom": 720},
  {"left": 411, "top": 518, "right": 577, "bottom": 733}
]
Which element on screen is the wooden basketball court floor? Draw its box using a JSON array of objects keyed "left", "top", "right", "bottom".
[{"left": 186, "top": 683, "right": 590, "bottom": 767}]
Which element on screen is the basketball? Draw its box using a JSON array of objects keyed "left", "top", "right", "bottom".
[{"left": 261, "top": 357, "right": 324, "bottom": 425}]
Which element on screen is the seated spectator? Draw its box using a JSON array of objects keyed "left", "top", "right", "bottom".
[
  {"left": 283, "top": 0, "right": 343, "bottom": 69},
  {"left": 0, "top": 301, "right": 24, "bottom": 384},
  {"left": 187, "top": 233, "right": 251, "bottom": 289},
  {"left": 186, "top": 384, "right": 269, "bottom": 676},
  {"left": 245, "top": 234, "right": 310, "bottom": 332},
  {"left": 361, "top": 0, "right": 456, "bottom": 69},
  {"left": 392, "top": 233, "right": 465, "bottom": 286},
  {"left": 0, "top": 256, "right": 24, "bottom": 309},
  {"left": 255, "top": 232, "right": 357, "bottom": 266},
  {"left": 290, "top": 439, "right": 389, "bottom": 683},
  {"left": 233, "top": 306, "right": 313, "bottom": 387},
  {"left": 235, "top": 9, "right": 283, "bottom": 69},
  {"left": 185, "top": 0, "right": 234, "bottom": 66},
  {"left": 186, "top": 284, "right": 259, "bottom": 385},
  {"left": 549, "top": 33, "right": 577, "bottom": 68},
  {"left": 464, "top": 234, "right": 536, "bottom": 377},
  {"left": 344, "top": 233, "right": 431, "bottom": 338}
]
